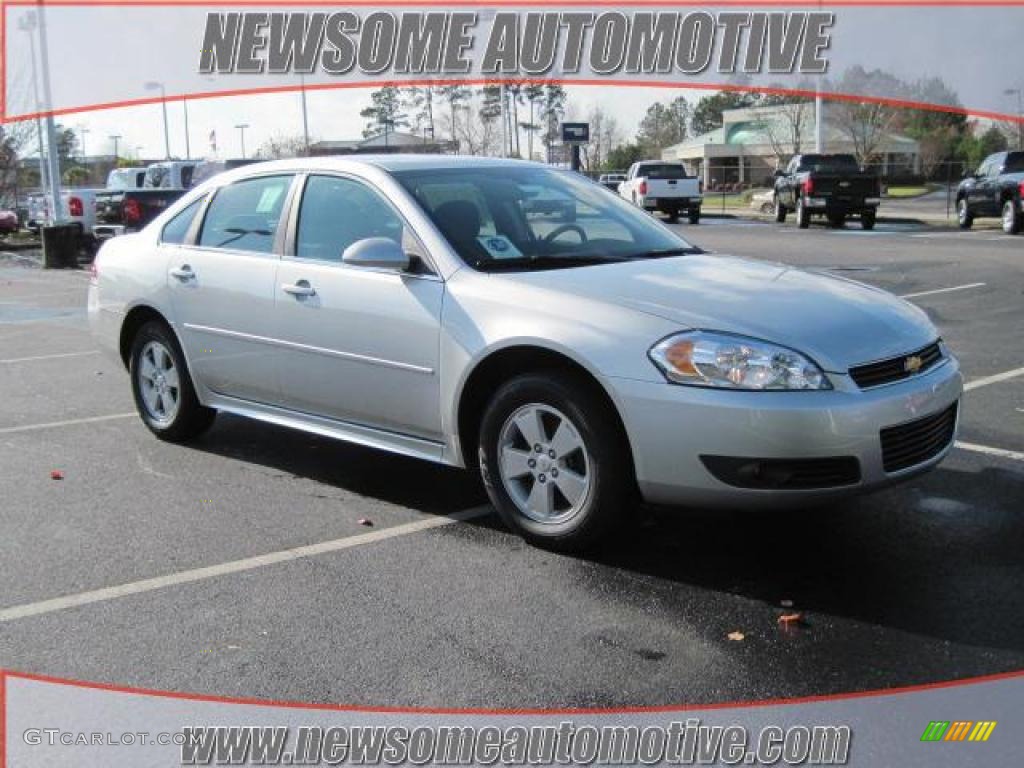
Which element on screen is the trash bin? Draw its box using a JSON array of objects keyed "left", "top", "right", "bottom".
[{"left": 41, "top": 223, "right": 83, "bottom": 269}]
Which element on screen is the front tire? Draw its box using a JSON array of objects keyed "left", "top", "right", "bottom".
[
  {"left": 478, "top": 373, "right": 631, "bottom": 553},
  {"left": 957, "top": 198, "right": 974, "bottom": 230},
  {"left": 130, "top": 321, "right": 215, "bottom": 442},
  {"left": 1002, "top": 199, "right": 1022, "bottom": 234},
  {"left": 796, "top": 198, "right": 811, "bottom": 229},
  {"left": 774, "top": 196, "right": 787, "bottom": 223}
]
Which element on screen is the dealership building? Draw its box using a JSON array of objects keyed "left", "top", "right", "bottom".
[{"left": 662, "top": 105, "right": 922, "bottom": 189}]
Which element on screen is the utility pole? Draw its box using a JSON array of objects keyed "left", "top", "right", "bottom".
[
  {"left": 499, "top": 82, "right": 508, "bottom": 158},
  {"left": 182, "top": 99, "right": 191, "bottom": 159},
  {"left": 299, "top": 74, "right": 310, "bottom": 155},
  {"left": 1005, "top": 88, "right": 1023, "bottom": 151},
  {"left": 110, "top": 134, "right": 122, "bottom": 161},
  {"left": 18, "top": 13, "right": 48, "bottom": 200},
  {"left": 145, "top": 82, "right": 171, "bottom": 159}
]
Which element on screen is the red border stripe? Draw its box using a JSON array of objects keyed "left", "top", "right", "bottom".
[{"left": 2, "top": 667, "right": 1023, "bottom": 717}]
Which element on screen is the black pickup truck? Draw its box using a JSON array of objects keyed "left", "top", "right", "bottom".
[
  {"left": 773, "top": 154, "right": 881, "bottom": 230},
  {"left": 955, "top": 151, "right": 1024, "bottom": 234}
]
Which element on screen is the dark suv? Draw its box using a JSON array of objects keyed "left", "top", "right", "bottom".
[{"left": 956, "top": 151, "right": 1024, "bottom": 234}]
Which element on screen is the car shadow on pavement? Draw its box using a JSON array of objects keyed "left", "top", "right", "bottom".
[{"left": 594, "top": 464, "right": 1024, "bottom": 654}]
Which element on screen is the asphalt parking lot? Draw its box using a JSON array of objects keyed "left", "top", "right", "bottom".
[{"left": 0, "top": 218, "right": 1021, "bottom": 709}]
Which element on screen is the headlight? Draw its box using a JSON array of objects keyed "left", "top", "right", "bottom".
[{"left": 649, "top": 331, "right": 831, "bottom": 391}]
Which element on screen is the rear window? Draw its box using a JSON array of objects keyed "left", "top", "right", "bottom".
[
  {"left": 1004, "top": 153, "right": 1024, "bottom": 173},
  {"left": 799, "top": 155, "right": 859, "bottom": 172},
  {"left": 639, "top": 164, "right": 689, "bottom": 180}
]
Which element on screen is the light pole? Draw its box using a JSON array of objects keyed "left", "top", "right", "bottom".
[
  {"left": 182, "top": 99, "right": 191, "bottom": 159},
  {"left": 77, "top": 125, "right": 89, "bottom": 162},
  {"left": 109, "top": 134, "right": 122, "bottom": 161},
  {"left": 235, "top": 124, "right": 249, "bottom": 158},
  {"left": 1005, "top": 88, "right": 1023, "bottom": 151},
  {"left": 144, "top": 81, "right": 171, "bottom": 159},
  {"left": 19, "top": 13, "right": 48, "bottom": 195},
  {"left": 299, "top": 74, "right": 310, "bottom": 155}
]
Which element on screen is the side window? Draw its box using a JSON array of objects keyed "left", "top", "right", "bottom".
[
  {"left": 295, "top": 175, "right": 407, "bottom": 262},
  {"left": 160, "top": 197, "right": 204, "bottom": 244},
  {"left": 198, "top": 175, "right": 292, "bottom": 254}
]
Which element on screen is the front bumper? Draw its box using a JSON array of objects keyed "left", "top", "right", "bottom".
[{"left": 607, "top": 355, "right": 962, "bottom": 508}]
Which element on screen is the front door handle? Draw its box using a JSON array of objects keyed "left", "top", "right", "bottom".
[
  {"left": 169, "top": 265, "right": 194, "bottom": 281},
  {"left": 281, "top": 280, "right": 316, "bottom": 298}
]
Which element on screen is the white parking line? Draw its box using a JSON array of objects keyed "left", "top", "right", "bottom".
[
  {"left": 0, "top": 412, "right": 135, "bottom": 435},
  {"left": 956, "top": 442, "right": 1024, "bottom": 463},
  {"left": 0, "top": 350, "right": 99, "bottom": 364},
  {"left": 899, "top": 283, "right": 986, "bottom": 300},
  {"left": 965, "top": 366, "right": 1024, "bottom": 392},
  {"left": 0, "top": 507, "right": 492, "bottom": 623}
]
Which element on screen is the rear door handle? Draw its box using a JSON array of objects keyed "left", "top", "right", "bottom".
[
  {"left": 281, "top": 281, "right": 316, "bottom": 298},
  {"left": 169, "top": 265, "right": 194, "bottom": 281}
]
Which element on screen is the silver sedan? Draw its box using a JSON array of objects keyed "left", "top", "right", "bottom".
[{"left": 89, "top": 156, "right": 962, "bottom": 551}]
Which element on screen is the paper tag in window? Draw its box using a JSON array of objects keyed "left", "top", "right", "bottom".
[{"left": 476, "top": 235, "right": 522, "bottom": 259}]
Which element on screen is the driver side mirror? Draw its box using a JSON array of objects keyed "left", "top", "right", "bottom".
[{"left": 341, "top": 237, "right": 409, "bottom": 271}]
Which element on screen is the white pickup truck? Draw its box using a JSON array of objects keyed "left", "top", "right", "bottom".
[{"left": 619, "top": 161, "right": 702, "bottom": 224}]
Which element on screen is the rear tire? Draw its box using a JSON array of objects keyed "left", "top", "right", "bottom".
[
  {"left": 1002, "top": 199, "right": 1022, "bottom": 234},
  {"left": 688, "top": 208, "right": 701, "bottom": 225},
  {"left": 478, "top": 373, "right": 631, "bottom": 553},
  {"left": 665, "top": 209, "right": 679, "bottom": 223},
  {"left": 861, "top": 211, "right": 876, "bottom": 231},
  {"left": 957, "top": 198, "right": 974, "bottom": 230},
  {"left": 796, "top": 198, "right": 811, "bottom": 229},
  {"left": 130, "top": 320, "right": 216, "bottom": 442},
  {"left": 828, "top": 213, "right": 846, "bottom": 229}
]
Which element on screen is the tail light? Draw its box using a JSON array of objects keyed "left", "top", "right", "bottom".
[
  {"left": 802, "top": 178, "right": 815, "bottom": 196},
  {"left": 123, "top": 198, "right": 142, "bottom": 224},
  {"left": 1019, "top": 181, "right": 1024, "bottom": 199},
  {"left": 638, "top": 180, "right": 648, "bottom": 196},
  {"left": 68, "top": 196, "right": 83, "bottom": 217}
]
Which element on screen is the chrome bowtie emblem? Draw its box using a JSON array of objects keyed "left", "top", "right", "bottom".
[{"left": 904, "top": 355, "right": 924, "bottom": 374}]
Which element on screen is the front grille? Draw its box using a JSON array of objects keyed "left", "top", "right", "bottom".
[
  {"left": 849, "top": 342, "right": 944, "bottom": 389},
  {"left": 880, "top": 403, "right": 958, "bottom": 473},
  {"left": 701, "top": 456, "right": 861, "bottom": 490}
]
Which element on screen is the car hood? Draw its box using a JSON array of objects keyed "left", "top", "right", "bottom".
[{"left": 497, "top": 254, "right": 937, "bottom": 372}]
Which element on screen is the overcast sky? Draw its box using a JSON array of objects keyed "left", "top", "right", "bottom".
[{"left": 49, "top": 85, "right": 680, "bottom": 162}]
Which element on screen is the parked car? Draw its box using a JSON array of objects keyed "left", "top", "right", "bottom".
[
  {"left": 598, "top": 173, "right": 626, "bottom": 192},
  {"left": 25, "top": 190, "right": 100, "bottom": 245},
  {"left": 773, "top": 154, "right": 881, "bottom": 230},
  {"left": 619, "top": 161, "right": 702, "bottom": 223},
  {"left": 751, "top": 190, "right": 775, "bottom": 215},
  {"left": 0, "top": 209, "right": 18, "bottom": 233},
  {"left": 955, "top": 150, "right": 1024, "bottom": 234},
  {"left": 90, "top": 156, "right": 961, "bottom": 552}
]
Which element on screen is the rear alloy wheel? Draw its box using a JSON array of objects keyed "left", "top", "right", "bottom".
[
  {"left": 957, "top": 198, "right": 974, "bottom": 230},
  {"left": 1002, "top": 199, "right": 1022, "bottom": 235},
  {"left": 479, "top": 373, "right": 630, "bottom": 552},
  {"left": 861, "top": 211, "right": 876, "bottom": 231},
  {"left": 796, "top": 198, "right": 811, "bottom": 229},
  {"left": 774, "top": 196, "right": 787, "bottom": 223},
  {"left": 130, "top": 321, "right": 215, "bottom": 442}
]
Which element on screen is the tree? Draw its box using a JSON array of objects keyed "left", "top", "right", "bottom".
[
  {"left": 958, "top": 125, "right": 1008, "bottom": 171},
  {"left": 583, "top": 105, "right": 621, "bottom": 171},
  {"left": 636, "top": 97, "right": 690, "bottom": 156},
  {"left": 828, "top": 67, "right": 909, "bottom": 164},
  {"left": 898, "top": 77, "right": 967, "bottom": 177},
  {"left": 606, "top": 143, "right": 645, "bottom": 171},
  {"left": 360, "top": 87, "right": 408, "bottom": 139},
  {"left": 62, "top": 166, "right": 89, "bottom": 185},
  {"left": 403, "top": 86, "right": 437, "bottom": 141},
  {"left": 691, "top": 91, "right": 758, "bottom": 136},
  {"left": 436, "top": 85, "right": 471, "bottom": 151},
  {"left": 522, "top": 84, "right": 546, "bottom": 160},
  {"left": 753, "top": 95, "right": 813, "bottom": 162},
  {"left": 539, "top": 85, "right": 567, "bottom": 162},
  {"left": 0, "top": 122, "right": 35, "bottom": 203},
  {"left": 257, "top": 134, "right": 312, "bottom": 159}
]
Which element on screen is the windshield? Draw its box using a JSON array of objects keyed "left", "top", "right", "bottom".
[{"left": 394, "top": 166, "right": 698, "bottom": 272}]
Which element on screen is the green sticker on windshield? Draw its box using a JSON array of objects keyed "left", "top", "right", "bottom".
[{"left": 476, "top": 235, "right": 522, "bottom": 259}]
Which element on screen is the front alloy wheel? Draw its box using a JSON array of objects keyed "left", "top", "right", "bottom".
[
  {"left": 957, "top": 198, "right": 973, "bottom": 230},
  {"left": 479, "top": 373, "right": 630, "bottom": 552}
]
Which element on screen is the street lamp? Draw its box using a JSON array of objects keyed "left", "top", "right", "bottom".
[
  {"left": 144, "top": 81, "right": 171, "bottom": 159},
  {"left": 182, "top": 99, "right": 191, "bottom": 159},
  {"left": 235, "top": 124, "right": 249, "bottom": 158},
  {"left": 1005, "top": 88, "right": 1023, "bottom": 151},
  {"left": 77, "top": 125, "right": 90, "bottom": 162},
  {"left": 109, "top": 134, "right": 122, "bottom": 161}
]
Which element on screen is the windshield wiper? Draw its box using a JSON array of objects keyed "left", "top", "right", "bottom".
[
  {"left": 474, "top": 254, "right": 628, "bottom": 271},
  {"left": 630, "top": 247, "right": 704, "bottom": 259}
]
